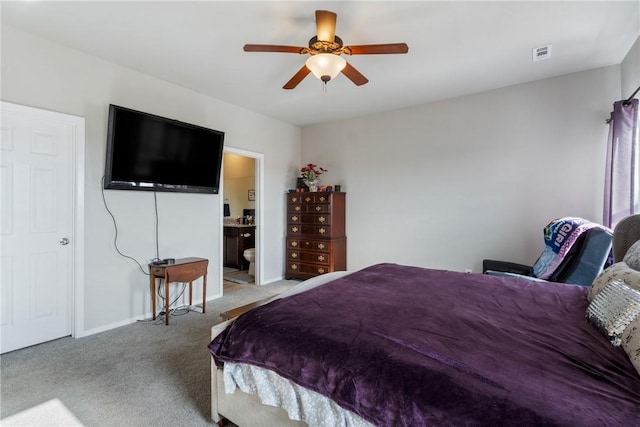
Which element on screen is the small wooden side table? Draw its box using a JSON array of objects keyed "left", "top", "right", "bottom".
[{"left": 149, "top": 257, "right": 209, "bottom": 325}]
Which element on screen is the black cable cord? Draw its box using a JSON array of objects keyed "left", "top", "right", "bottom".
[
  {"left": 146, "top": 192, "right": 161, "bottom": 264},
  {"left": 156, "top": 281, "right": 187, "bottom": 312},
  {"left": 101, "top": 175, "right": 150, "bottom": 276},
  {"left": 139, "top": 281, "right": 202, "bottom": 324},
  {"left": 103, "top": 180, "right": 193, "bottom": 323},
  {"left": 154, "top": 191, "right": 160, "bottom": 260},
  {"left": 102, "top": 180, "right": 183, "bottom": 324},
  {"left": 138, "top": 281, "right": 198, "bottom": 323},
  {"left": 145, "top": 191, "right": 162, "bottom": 265}
]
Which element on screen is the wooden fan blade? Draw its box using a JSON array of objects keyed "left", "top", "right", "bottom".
[
  {"left": 341, "top": 62, "right": 369, "bottom": 86},
  {"left": 344, "top": 43, "right": 409, "bottom": 55},
  {"left": 243, "top": 44, "right": 307, "bottom": 54},
  {"left": 283, "top": 65, "right": 311, "bottom": 90},
  {"left": 315, "top": 10, "right": 336, "bottom": 43}
]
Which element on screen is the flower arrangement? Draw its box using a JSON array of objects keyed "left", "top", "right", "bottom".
[{"left": 300, "top": 163, "right": 327, "bottom": 182}]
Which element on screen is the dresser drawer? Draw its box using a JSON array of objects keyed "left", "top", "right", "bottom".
[
  {"left": 287, "top": 250, "right": 330, "bottom": 265},
  {"left": 300, "top": 225, "right": 331, "bottom": 236},
  {"left": 288, "top": 213, "right": 331, "bottom": 225},
  {"left": 288, "top": 224, "right": 332, "bottom": 237},
  {"left": 302, "top": 203, "right": 330, "bottom": 214},
  {"left": 300, "top": 214, "right": 330, "bottom": 224},
  {"left": 286, "top": 262, "right": 331, "bottom": 276},
  {"left": 300, "top": 194, "right": 331, "bottom": 203},
  {"left": 288, "top": 213, "right": 301, "bottom": 224},
  {"left": 287, "top": 203, "right": 330, "bottom": 214},
  {"left": 287, "top": 238, "right": 331, "bottom": 252},
  {"left": 287, "top": 194, "right": 303, "bottom": 204},
  {"left": 288, "top": 204, "right": 303, "bottom": 214}
]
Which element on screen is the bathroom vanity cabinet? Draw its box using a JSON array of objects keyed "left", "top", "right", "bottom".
[
  {"left": 285, "top": 192, "right": 346, "bottom": 280},
  {"left": 223, "top": 225, "right": 255, "bottom": 271}
]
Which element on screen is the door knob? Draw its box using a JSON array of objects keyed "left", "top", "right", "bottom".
[{"left": 59, "top": 237, "right": 70, "bottom": 245}]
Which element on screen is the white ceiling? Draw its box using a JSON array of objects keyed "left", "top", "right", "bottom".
[{"left": 2, "top": 1, "right": 639, "bottom": 126}]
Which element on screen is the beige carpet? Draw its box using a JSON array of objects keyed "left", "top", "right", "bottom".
[{"left": 0, "top": 279, "right": 300, "bottom": 427}]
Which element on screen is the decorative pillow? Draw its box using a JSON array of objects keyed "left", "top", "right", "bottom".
[
  {"left": 585, "top": 280, "right": 640, "bottom": 346},
  {"left": 621, "top": 316, "right": 640, "bottom": 377},
  {"left": 623, "top": 240, "right": 640, "bottom": 271},
  {"left": 588, "top": 262, "right": 640, "bottom": 301}
]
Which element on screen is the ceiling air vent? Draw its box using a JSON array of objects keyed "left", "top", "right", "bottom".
[{"left": 532, "top": 45, "right": 552, "bottom": 62}]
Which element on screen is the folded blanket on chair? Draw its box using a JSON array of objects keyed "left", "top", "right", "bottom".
[{"left": 532, "top": 217, "right": 600, "bottom": 280}]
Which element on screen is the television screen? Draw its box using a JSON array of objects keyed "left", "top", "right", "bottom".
[{"left": 104, "top": 104, "right": 225, "bottom": 194}]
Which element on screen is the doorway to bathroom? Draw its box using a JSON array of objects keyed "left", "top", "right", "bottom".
[{"left": 221, "top": 148, "right": 263, "bottom": 292}]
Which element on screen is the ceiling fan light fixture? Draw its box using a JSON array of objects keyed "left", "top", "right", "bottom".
[
  {"left": 305, "top": 53, "right": 346, "bottom": 83},
  {"left": 244, "top": 10, "right": 408, "bottom": 90}
]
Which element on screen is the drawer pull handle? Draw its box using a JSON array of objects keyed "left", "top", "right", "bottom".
[
  {"left": 291, "top": 197, "right": 298, "bottom": 202},
  {"left": 319, "top": 196, "right": 326, "bottom": 202},
  {"left": 291, "top": 241, "right": 298, "bottom": 247},
  {"left": 305, "top": 197, "right": 312, "bottom": 202},
  {"left": 291, "top": 264, "right": 298, "bottom": 270},
  {"left": 318, "top": 216, "right": 326, "bottom": 223},
  {"left": 318, "top": 243, "right": 325, "bottom": 250},
  {"left": 318, "top": 268, "right": 326, "bottom": 274},
  {"left": 292, "top": 215, "right": 299, "bottom": 222},
  {"left": 292, "top": 226, "right": 299, "bottom": 233},
  {"left": 291, "top": 253, "right": 298, "bottom": 259},
  {"left": 319, "top": 228, "right": 326, "bottom": 234},
  {"left": 318, "top": 255, "right": 325, "bottom": 262},
  {"left": 242, "top": 233, "right": 251, "bottom": 237},
  {"left": 295, "top": 206, "right": 301, "bottom": 212},
  {"left": 315, "top": 206, "right": 322, "bottom": 211}
]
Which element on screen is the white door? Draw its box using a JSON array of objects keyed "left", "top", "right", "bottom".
[{"left": 1, "top": 102, "right": 81, "bottom": 353}]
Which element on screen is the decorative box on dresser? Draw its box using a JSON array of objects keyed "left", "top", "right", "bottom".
[{"left": 286, "top": 191, "right": 346, "bottom": 280}]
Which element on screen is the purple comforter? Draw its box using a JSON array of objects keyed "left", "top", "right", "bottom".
[{"left": 209, "top": 263, "right": 640, "bottom": 426}]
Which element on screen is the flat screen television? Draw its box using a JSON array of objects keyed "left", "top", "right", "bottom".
[{"left": 104, "top": 104, "right": 225, "bottom": 194}]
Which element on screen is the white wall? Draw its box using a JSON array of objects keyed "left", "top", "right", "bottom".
[
  {"left": 3, "top": 24, "right": 635, "bottom": 335},
  {"left": 302, "top": 66, "right": 621, "bottom": 273},
  {"left": 621, "top": 36, "right": 640, "bottom": 98},
  {"left": 1, "top": 26, "right": 301, "bottom": 334}
]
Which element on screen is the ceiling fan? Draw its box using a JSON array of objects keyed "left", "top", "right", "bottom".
[{"left": 243, "top": 10, "right": 409, "bottom": 89}]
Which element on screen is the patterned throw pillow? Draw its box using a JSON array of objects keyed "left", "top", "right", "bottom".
[
  {"left": 621, "top": 317, "right": 640, "bottom": 377},
  {"left": 585, "top": 280, "right": 640, "bottom": 346},
  {"left": 588, "top": 262, "right": 640, "bottom": 301},
  {"left": 623, "top": 240, "right": 640, "bottom": 271}
]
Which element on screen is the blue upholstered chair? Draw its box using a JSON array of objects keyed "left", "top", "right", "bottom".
[{"left": 483, "top": 218, "right": 613, "bottom": 286}]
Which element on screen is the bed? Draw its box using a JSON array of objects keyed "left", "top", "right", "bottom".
[{"left": 209, "top": 263, "right": 640, "bottom": 426}]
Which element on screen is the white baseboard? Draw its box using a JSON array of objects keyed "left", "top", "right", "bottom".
[
  {"left": 260, "top": 275, "right": 284, "bottom": 285},
  {"left": 76, "top": 293, "right": 224, "bottom": 338}
]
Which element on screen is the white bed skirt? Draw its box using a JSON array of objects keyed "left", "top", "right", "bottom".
[
  {"left": 211, "top": 271, "right": 369, "bottom": 426},
  {"left": 224, "top": 362, "right": 372, "bottom": 427}
]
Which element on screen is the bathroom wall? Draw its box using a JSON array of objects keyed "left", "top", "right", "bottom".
[{"left": 223, "top": 153, "right": 256, "bottom": 220}]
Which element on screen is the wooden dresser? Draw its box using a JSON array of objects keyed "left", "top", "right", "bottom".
[{"left": 285, "top": 191, "right": 346, "bottom": 280}]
